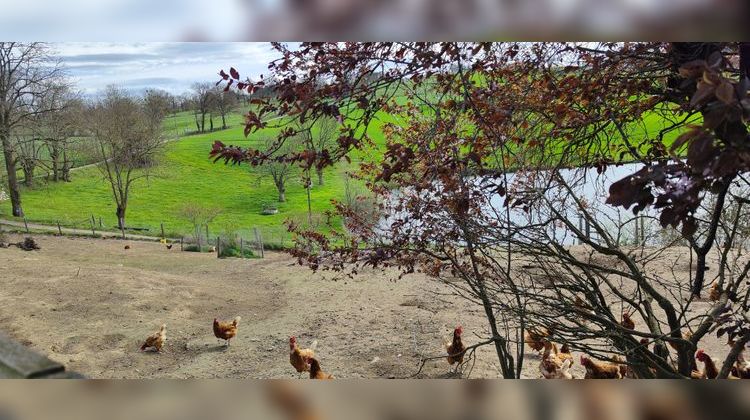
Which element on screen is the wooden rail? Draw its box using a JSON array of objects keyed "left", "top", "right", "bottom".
[{"left": 0, "top": 331, "right": 84, "bottom": 379}]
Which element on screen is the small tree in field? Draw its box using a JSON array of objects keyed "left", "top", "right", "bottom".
[
  {"left": 89, "top": 87, "right": 163, "bottom": 229},
  {"left": 254, "top": 136, "right": 299, "bottom": 203},
  {"left": 177, "top": 202, "right": 221, "bottom": 249}
]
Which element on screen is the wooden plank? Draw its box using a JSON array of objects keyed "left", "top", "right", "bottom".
[{"left": 0, "top": 331, "right": 65, "bottom": 378}]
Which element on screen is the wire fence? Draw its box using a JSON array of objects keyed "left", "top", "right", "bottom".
[{"left": 8, "top": 213, "right": 295, "bottom": 259}]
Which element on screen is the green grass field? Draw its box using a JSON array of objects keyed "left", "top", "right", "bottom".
[{"left": 0, "top": 99, "right": 693, "bottom": 243}]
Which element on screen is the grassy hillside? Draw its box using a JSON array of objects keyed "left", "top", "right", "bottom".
[
  {"left": 1, "top": 100, "right": 693, "bottom": 243},
  {"left": 0, "top": 110, "right": 360, "bottom": 242}
]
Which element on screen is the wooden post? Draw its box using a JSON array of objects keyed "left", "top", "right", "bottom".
[
  {"left": 23, "top": 218, "right": 29, "bottom": 233},
  {"left": 216, "top": 236, "right": 220, "bottom": 258},
  {"left": 160, "top": 223, "right": 165, "bottom": 238},
  {"left": 259, "top": 230, "right": 264, "bottom": 258},
  {"left": 254, "top": 228, "right": 264, "bottom": 258},
  {"left": 205, "top": 224, "right": 209, "bottom": 245},
  {"left": 57, "top": 221, "right": 62, "bottom": 236},
  {"left": 240, "top": 238, "right": 244, "bottom": 258},
  {"left": 180, "top": 237, "right": 183, "bottom": 251},
  {"left": 99, "top": 217, "right": 102, "bottom": 228},
  {"left": 90, "top": 217, "right": 96, "bottom": 236}
]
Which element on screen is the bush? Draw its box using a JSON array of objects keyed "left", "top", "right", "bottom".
[
  {"left": 183, "top": 244, "right": 212, "bottom": 253},
  {"left": 218, "top": 245, "right": 255, "bottom": 258}
]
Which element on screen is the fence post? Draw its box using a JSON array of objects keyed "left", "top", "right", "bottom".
[
  {"left": 180, "top": 237, "right": 183, "bottom": 251},
  {"left": 23, "top": 217, "right": 29, "bottom": 233},
  {"left": 90, "top": 217, "right": 96, "bottom": 236},
  {"left": 254, "top": 228, "right": 264, "bottom": 258},
  {"left": 160, "top": 223, "right": 165, "bottom": 238},
  {"left": 240, "top": 238, "right": 244, "bottom": 258},
  {"left": 99, "top": 217, "right": 102, "bottom": 228},
  {"left": 205, "top": 224, "right": 210, "bottom": 245},
  {"left": 216, "top": 236, "right": 220, "bottom": 258},
  {"left": 57, "top": 221, "right": 62, "bottom": 236}
]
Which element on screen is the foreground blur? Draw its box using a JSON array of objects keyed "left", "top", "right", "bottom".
[
  {"left": 0, "top": 0, "right": 746, "bottom": 40},
  {"left": 0, "top": 381, "right": 747, "bottom": 420}
]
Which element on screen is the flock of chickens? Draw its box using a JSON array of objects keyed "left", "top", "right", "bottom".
[
  {"left": 524, "top": 311, "right": 750, "bottom": 379},
  {"left": 133, "top": 242, "right": 746, "bottom": 379},
  {"left": 138, "top": 317, "right": 336, "bottom": 379}
]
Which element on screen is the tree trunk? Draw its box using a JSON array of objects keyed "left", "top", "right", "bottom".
[
  {"left": 1, "top": 133, "right": 23, "bottom": 217},
  {"left": 209, "top": 115, "right": 214, "bottom": 131},
  {"left": 50, "top": 146, "right": 60, "bottom": 181},
  {"left": 22, "top": 161, "right": 34, "bottom": 188},
  {"left": 221, "top": 113, "right": 226, "bottom": 130},
  {"left": 316, "top": 167, "right": 324, "bottom": 186},
  {"left": 200, "top": 113, "right": 205, "bottom": 133},
  {"left": 62, "top": 150, "right": 71, "bottom": 182},
  {"left": 116, "top": 205, "right": 126, "bottom": 229}
]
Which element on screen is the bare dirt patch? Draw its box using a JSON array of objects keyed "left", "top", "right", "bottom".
[{"left": 0, "top": 234, "right": 736, "bottom": 378}]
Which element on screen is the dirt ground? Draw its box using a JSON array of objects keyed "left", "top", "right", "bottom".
[{"left": 0, "top": 233, "right": 738, "bottom": 379}]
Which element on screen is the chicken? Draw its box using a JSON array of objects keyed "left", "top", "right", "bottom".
[
  {"left": 160, "top": 238, "right": 167, "bottom": 245},
  {"left": 540, "top": 341, "right": 575, "bottom": 379},
  {"left": 695, "top": 349, "right": 718, "bottom": 379},
  {"left": 708, "top": 281, "right": 721, "bottom": 302},
  {"left": 307, "top": 357, "right": 334, "bottom": 379},
  {"left": 445, "top": 326, "right": 466, "bottom": 366},
  {"left": 289, "top": 336, "right": 317, "bottom": 378},
  {"left": 558, "top": 343, "right": 574, "bottom": 366},
  {"left": 621, "top": 312, "right": 635, "bottom": 330},
  {"left": 166, "top": 243, "right": 173, "bottom": 250},
  {"left": 667, "top": 331, "right": 693, "bottom": 352},
  {"left": 733, "top": 348, "right": 750, "bottom": 379},
  {"left": 524, "top": 327, "right": 550, "bottom": 352},
  {"left": 580, "top": 355, "right": 623, "bottom": 379},
  {"left": 124, "top": 245, "right": 131, "bottom": 250},
  {"left": 213, "top": 316, "right": 241, "bottom": 346},
  {"left": 140, "top": 324, "right": 166, "bottom": 352}
]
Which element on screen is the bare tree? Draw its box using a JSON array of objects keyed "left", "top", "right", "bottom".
[
  {"left": 255, "top": 136, "right": 299, "bottom": 202},
  {"left": 143, "top": 88, "right": 174, "bottom": 125},
  {"left": 40, "top": 91, "right": 83, "bottom": 182},
  {"left": 178, "top": 202, "right": 221, "bottom": 250},
  {"left": 301, "top": 116, "right": 338, "bottom": 186},
  {"left": 212, "top": 88, "right": 237, "bottom": 130},
  {"left": 191, "top": 82, "right": 214, "bottom": 133},
  {"left": 0, "top": 42, "right": 64, "bottom": 216},
  {"left": 88, "top": 87, "right": 163, "bottom": 229}
]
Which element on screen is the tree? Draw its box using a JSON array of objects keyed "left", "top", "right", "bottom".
[
  {"left": 177, "top": 202, "right": 221, "bottom": 250},
  {"left": 40, "top": 92, "right": 83, "bottom": 182},
  {"left": 191, "top": 82, "right": 214, "bottom": 133},
  {"left": 0, "top": 42, "right": 64, "bottom": 216},
  {"left": 211, "top": 42, "right": 750, "bottom": 378},
  {"left": 212, "top": 88, "right": 237, "bottom": 130},
  {"left": 255, "top": 136, "right": 299, "bottom": 202},
  {"left": 301, "top": 116, "right": 338, "bottom": 186},
  {"left": 89, "top": 87, "right": 163, "bottom": 229},
  {"left": 143, "top": 89, "right": 174, "bottom": 125}
]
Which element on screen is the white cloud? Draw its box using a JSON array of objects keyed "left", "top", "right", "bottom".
[{"left": 54, "top": 42, "right": 280, "bottom": 95}]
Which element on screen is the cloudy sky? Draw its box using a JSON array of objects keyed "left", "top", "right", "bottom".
[{"left": 54, "top": 42, "right": 281, "bottom": 96}]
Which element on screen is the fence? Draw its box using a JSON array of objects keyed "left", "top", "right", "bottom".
[{"left": 7, "top": 213, "right": 293, "bottom": 259}]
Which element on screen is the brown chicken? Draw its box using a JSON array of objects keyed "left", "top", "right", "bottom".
[
  {"left": 445, "top": 326, "right": 466, "bottom": 366},
  {"left": 709, "top": 281, "right": 721, "bottom": 302},
  {"left": 581, "top": 355, "right": 623, "bottom": 379},
  {"left": 695, "top": 349, "right": 718, "bottom": 379},
  {"left": 733, "top": 348, "right": 750, "bottom": 379},
  {"left": 621, "top": 312, "right": 635, "bottom": 330},
  {"left": 540, "top": 342, "right": 573, "bottom": 379},
  {"left": 307, "top": 357, "right": 334, "bottom": 379},
  {"left": 140, "top": 324, "right": 166, "bottom": 352},
  {"left": 557, "top": 343, "right": 574, "bottom": 366},
  {"left": 290, "top": 336, "right": 317, "bottom": 378},
  {"left": 213, "top": 316, "right": 241, "bottom": 346},
  {"left": 524, "top": 327, "right": 550, "bottom": 352}
]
